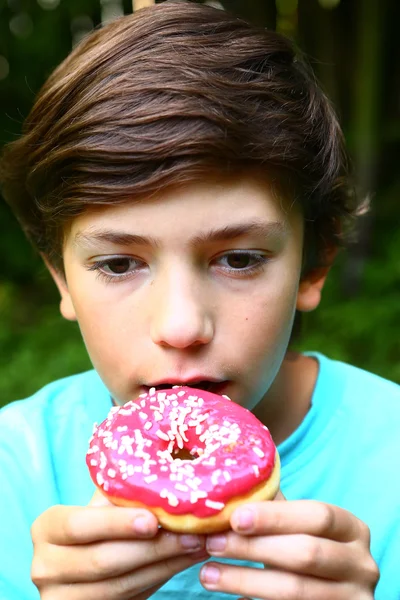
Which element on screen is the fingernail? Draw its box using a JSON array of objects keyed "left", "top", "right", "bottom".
[
  {"left": 133, "top": 515, "right": 153, "bottom": 535},
  {"left": 233, "top": 507, "right": 255, "bottom": 531},
  {"left": 206, "top": 534, "right": 226, "bottom": 553},
  {"left": 180, "top": 534, "right": 202, "bottom": 550},
  {"left": 200, "top": 564, "right": 220, "bottom": 586}
]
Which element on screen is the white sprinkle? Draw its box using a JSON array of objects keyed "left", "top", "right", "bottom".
[
  {"left": 107, "top": 468, "right": 116, "bottom": 478},
  {"left": 205, "top": 499, "right": 225, "bottom": 511},
  {"left": 96, "top": 472, "right": 104, "bottom": 486},
  {"left": 175, "top": 483, "right": 189, "bottom": 492},
  {"left": 156, "top": 429, "right": 170, "bottom": 441},
  {"left": 190, "top": 490, "right": 208, "bottom": 503},
  {"left": 149, "top": 387, "right": 156, "bottom": 396},
  {"left": 118, "top": 408, "right": 134, "bottom": 416},
  {"left": 144, "top": 421, "right": 152, "bottom": 431},
  {"left": 99, "top": 452, "right": 107, "bottom": 470},
  {"left": 253, "top": 464, "right": 260, "bottom": 477},
  {"left": 154, "top": 411, "right": 163, "bottom": 421},
  {"left": 222, "top": 394, "right": 231, "bottom": 400},
  {"left": 253, "top": 446, "right": 265, "bottom": 458},
  {"left": 177, "top": 390, "right": 186, "bottom": 396},
  {"left": 90, "top": 458, "right": 98, "bottom": 466},
  {"left": 223, "top": 470, "right": 231, "bottom": 482},
  {"left": 211, "top": 469, "right": 221, "bottom": 486},
  {"left": 197, "top": 413, "right": 209, "bottom": 423},
  {"left": 185, "top": 478, "right": 199, "bottom": 490},
  {"left": 167, "top": 493, "right": 179, "bottom": 507},
  {"left": 139, "top": 411, "right": 148, "bottom": 420},
  {"left": 144, "top": 474, "right": 158, "bottom": 484},
  {"left": 157, "top": 392, "right": 166, "bottom": 401},
  {"left": 160, "top": 488, "right": 169, "bottom": 498},
  {"left": 179, "top": 426, "right": 189, "bottom": 443}
]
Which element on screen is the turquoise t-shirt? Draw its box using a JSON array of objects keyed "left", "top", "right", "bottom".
[{"left": 0, "top": 354, "right": 399, "bottom": 599}]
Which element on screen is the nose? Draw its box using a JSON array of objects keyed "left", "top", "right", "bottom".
[{"left": 149, "top": 267, "right": 214, "bottom": 349}]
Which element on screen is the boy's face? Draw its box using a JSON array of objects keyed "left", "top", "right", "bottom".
[{"left": 56, "top": 173, "right": 315, "bottom": 412}]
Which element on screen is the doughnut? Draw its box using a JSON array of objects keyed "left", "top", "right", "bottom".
[{"left": 86, "top": 387, "right": 280, "bottom": 533}]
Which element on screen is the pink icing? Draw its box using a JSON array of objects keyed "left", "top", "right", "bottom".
[{"left": 86, "top": 387, "right": 277, "bottom": 518}]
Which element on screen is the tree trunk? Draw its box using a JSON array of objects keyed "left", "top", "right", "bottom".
[
  {"left": 221, "top": 0, "right": 276, "bottom": 29},
  {"left": 342, "top": 0, "right": 385, "bottom": 295}
]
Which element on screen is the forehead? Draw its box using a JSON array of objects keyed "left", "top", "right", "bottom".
[{"left": 67, "top": 174, "right": 303, "bottom": 245}]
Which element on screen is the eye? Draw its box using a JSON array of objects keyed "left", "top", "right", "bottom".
[
  {"left": 87, "top": 256, "right": 147, "bottom": 282},
  {"left": 213, "top": 251, "right": 269, "bottom": 275},
  {"left": 102, "top": 258, "right": 134, "bottom": 274}
]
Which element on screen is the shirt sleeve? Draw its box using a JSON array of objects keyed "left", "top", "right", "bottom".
[{"left": 0, "top": 401, "right": 59, "bottom": 600}]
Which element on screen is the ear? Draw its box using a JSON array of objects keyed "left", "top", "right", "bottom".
[
  {"left": 296, "top": 266, "right": 330, "bottom": 312},
  {"left": 44, "top": 259, "right": 77, "bottom": 322},
  {"left": 296, "top": 247, "right": 337, "bottom": 313}
]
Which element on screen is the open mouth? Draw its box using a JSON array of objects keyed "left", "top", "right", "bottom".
[{"left": 144, "top": 380, "right": 229, "bottom": 395}]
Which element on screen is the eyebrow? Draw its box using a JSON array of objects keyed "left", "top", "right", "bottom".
[{"left": 73, "top": 220, "right": 288, "bottom": 250}]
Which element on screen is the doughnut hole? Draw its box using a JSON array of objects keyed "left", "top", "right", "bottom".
[{"left": 172, "top": 447, "right": 196, "bottom": 460}]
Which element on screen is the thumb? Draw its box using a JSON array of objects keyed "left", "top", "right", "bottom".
[{"left": 88, "top": 488, "right": 114, "bottom": 507}]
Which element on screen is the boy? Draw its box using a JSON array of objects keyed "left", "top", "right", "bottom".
[{"left": 0, "top": 2, "right": 399, "bottom": 599}]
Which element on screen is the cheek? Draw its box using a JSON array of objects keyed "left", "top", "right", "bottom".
[
  {"left": 226, "top": 268, "right": 299, "bottom": 376},
  {"left": 69, "top": 287, "right": 136, "bottom": 381}
]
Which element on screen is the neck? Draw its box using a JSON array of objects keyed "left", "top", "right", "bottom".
[{"left": 253, "top": 351, "right": 319, "bottom": 446}]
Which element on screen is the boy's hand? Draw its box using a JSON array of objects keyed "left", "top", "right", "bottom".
[
  {"left": 201, "top": 492, "right": 379, "bottom": 599},
  {"left": 31, "top": 491, "right": 208, "bottom": 599}
]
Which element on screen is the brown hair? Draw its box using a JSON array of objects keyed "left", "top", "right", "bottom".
[{"left": 0, "top": 0, "right": 356, "bottom": 274}]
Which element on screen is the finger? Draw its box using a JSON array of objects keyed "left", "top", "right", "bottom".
[
  {"left": 88, "top": 489, "right": 113, "bottom": 507},
  {"left": 31, "top": 504, "right": 159, "bottom": 545},
  {"left": 34, "top": 531, "right": 207, "bottom": 583},
  {"left": 39, "top": 550, "right": 208, "bottom": 600},
  {"left": 230, "top": 500, "right": 365, "bottom": 542},
  {"left": 206, "top": 531, "right": 369, "bottom": 581},
  {"left": 200, "top": 562, "right": 352, "bottom": 600}
]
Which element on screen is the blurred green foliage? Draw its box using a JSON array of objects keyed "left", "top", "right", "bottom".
[{"left": 0, "top": 0, "right": 399, "bottom": 406}]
